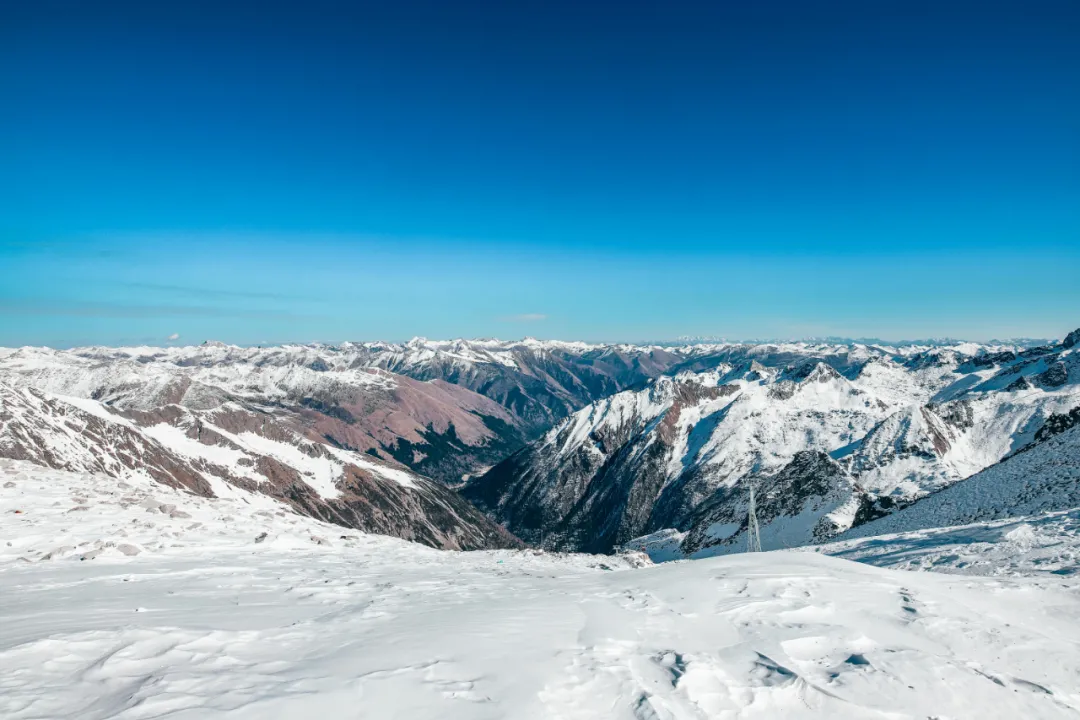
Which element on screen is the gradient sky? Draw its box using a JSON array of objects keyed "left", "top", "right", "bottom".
[{"left": 2, "top": 0, "right": 1078, "bottom": 347}]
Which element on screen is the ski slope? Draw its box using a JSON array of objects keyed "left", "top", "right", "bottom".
[{"left": 3, "top": 460, "right": 1080, "bottom": 719}]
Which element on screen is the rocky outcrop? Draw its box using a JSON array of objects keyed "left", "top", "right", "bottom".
[
  {"left": 1035, "top": 362, "right": 1068, "bottom": 389},
  {"left": 959, "top": 351, "right": 1017, "bottom": 373},
  {"left": 1033, "top": 405, "right": 1080, "bottom": 444}
]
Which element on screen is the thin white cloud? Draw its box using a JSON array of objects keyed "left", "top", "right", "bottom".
[
  {"left": 503, "top": 313, "right": 547, "bottom": 322},
  {"left": 167, "top": 333, "right": 180, "bottom": 341}
]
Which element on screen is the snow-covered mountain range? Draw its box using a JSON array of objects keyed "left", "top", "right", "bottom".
[
  {"left": 2, "top": 330, "right": 1078, "bottom": 555},
  {"left": 0, "top": 337, "right": 697, "bottom": 548},
  {"left": 465, "top": 331, "right": 1080, "bottom": 554},
  {"left": 0, "top": 342, "right": 531, "bottom": 486}
]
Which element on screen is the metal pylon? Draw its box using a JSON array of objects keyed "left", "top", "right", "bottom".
[{"left": 746, "top": 482, "right": 762, "bottom": 553}]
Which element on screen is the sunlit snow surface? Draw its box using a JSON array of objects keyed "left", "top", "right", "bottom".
[
  {"left": 815, "top": 509, "right": 1080, "bottom": 578},
  {"left": 3, "top": 460, "right": 1080, "bottom": 719}
]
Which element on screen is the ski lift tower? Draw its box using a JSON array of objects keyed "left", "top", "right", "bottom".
[{"left": 746, "top": 482, "right": 762, "bottom": 553}]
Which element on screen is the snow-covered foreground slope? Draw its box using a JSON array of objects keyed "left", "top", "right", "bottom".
[
  {"left": 4, "top": 461, "right": 1080, "bottom": 719},
  {"left": 814, "top": 509, "right": 1080, "bottom": 578}
]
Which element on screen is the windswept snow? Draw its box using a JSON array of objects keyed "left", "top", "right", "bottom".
[
  {"left": 3, "top": 460, "right": 1080, "bottom": 719},
  {"left": 843, "top": 423, "right": 1080, "bottom": 540},
  {"left": 814, "top": 509, "right": 1080, "bottom": 578}
]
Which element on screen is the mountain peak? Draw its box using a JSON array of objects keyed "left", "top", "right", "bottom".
[{"left": 802, "top": 362, "right": 844, "bottom": 384}]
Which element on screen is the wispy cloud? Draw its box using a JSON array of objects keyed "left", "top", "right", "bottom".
[
  {"left": 502, "top": 313, "right": 548, "bottom": 322},
  {"left": 0, "top": 300, "right": 317, "bottom": 320},
  {"left": 120, "top": 281, "right": 314, "bottom": 302},
  {"left": 167, "top": 333, "right": 180, "bottom": 341}
]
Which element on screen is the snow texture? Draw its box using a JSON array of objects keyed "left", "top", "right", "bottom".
[
  {"left": 4, "top": 459, "right": 1080, "bottom": 719},
  {"left": 814, "top": 508, "right": 1080, "bottom": 578}
]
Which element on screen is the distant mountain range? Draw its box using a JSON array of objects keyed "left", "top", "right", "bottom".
[
  {"left": 672, "top": 335, "right": 1057, "bottom": 347},
  {"left": 1, "top": 329, "right": 1077, "bottom": 552}
]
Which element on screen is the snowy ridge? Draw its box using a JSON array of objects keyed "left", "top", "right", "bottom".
[{"left": 542, "top": 375, "right": 687, "bottom": 459}]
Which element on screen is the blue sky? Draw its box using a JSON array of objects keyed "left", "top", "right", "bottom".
[{"left": 1, "top": 0, "right": 1078, "bottom": 346}]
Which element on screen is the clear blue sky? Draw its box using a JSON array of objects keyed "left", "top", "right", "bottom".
[{"left": 2, "top": 0, "right": 1078, "bottom": 346}]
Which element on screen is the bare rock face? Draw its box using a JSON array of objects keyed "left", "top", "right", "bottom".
[
  {"left": 1005, "top": 376, "right": 1031, "bottom": 392},
  {"left": 936, "top": 399, "right": 975, "bottom": 430},
  {"left": 1036, "top": 362, "right": 1068, "bottom": 389},
  {"left": 300, "top": 375, "right": 526, "bottom": 486}
]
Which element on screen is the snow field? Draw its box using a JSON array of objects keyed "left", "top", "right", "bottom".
[{"left": 3, "top": 461, "right": 1080, "bottom": 719}]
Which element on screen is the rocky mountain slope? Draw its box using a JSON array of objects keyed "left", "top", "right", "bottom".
[
  {"left": 839, "top": 409, "right": 1080, "bottom": 541},
  {"left": 0, "top": 382, "right": 519, "bottom": 550},
  {"left": 678, "top": 451, "right": 873, "bottom": 556},
  {"left": 467, "top": 331, "right": 1080, "bottom": 554}
]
